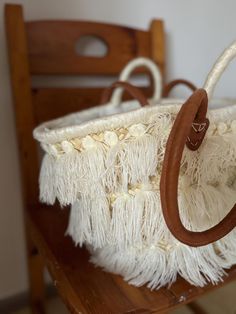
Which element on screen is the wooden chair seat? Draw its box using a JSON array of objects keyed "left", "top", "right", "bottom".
[{"left": 28, "top": 205, "right": 236, "bottom": 314}]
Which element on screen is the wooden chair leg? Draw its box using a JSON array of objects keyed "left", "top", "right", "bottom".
[{"left": 26, "top": 226, "right": 46, "bottom": 314}]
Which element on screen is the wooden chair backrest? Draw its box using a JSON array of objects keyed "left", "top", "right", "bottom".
[{"left": 5, "top": 4, "right": 165, "bottom": 209}]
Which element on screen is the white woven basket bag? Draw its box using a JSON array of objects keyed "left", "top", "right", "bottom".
[{"left": 34, "top": 42, "right": 236, "bottom": 290}]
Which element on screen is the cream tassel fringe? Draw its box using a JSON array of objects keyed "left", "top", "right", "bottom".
[
  {"left": 90, "top": 230, "right": 236, "bottom": 289},
  {"left": 39, "top": 119, "right": 236, "bottom": 288},
  {"left": 39, "top": 154, "right": 56, "bottom": 204},
  {"left": 66, "top": 180, "right": 236, "bottom": 249},
  {"left": 66, "top": 193, "right": 110, "bottom": 248}
]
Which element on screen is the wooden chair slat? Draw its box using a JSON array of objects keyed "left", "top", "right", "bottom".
[
  {"left": 32, "top": 86, "right": 153, "bottom": 125},
  {"left": 26, "top": 21, "right": 161, "bottom": 75}
]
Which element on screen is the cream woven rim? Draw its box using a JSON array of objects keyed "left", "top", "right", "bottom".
[{"left": 34, "top": 42, "right": 236, "bottom": 144}]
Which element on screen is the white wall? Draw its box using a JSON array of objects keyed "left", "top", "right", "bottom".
[{"left": 1, "top": 0, "right": 236, "bottom": 300}]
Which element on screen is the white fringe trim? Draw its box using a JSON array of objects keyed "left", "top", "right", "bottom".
[
  {"left": 38, "top": 112, "right": 236, "bottom": 288},
  {"left": 39, "top": 154, "right": 56, "bottom": 204},
  {"left": 90, "top": 229, "right": 236, "bottom": 289},
  {"left": 65, "top": 180, "right": 236, "bottom": 250}
]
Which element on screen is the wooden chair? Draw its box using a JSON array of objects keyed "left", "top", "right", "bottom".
[{"left": 5, "top": 3, "right": 236, "bottom": 314}]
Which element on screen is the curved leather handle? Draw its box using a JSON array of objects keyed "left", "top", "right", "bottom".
[
  {"left": 101, "top": 81, "right": 149, "bottom": 107},
  {"left": 160, "top": 89, "right": 236, "bottom": 247},
  {"left": 162, "top": 79, "right": 197, "bottom": 97}
]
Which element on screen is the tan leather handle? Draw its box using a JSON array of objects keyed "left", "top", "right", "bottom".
[
  {"left": 162, "top": 79, "right": 197, "bottom": 97},
  {"left": 160, "top": 89, "right": 236, "bottom": 247},
  {"left": 101, "top": 81, "right": 149, "bottom": 107}
]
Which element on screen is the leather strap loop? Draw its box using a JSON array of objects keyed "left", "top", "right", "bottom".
[
  {"left": 160, "top": 89, "right": 236, "bottom": 247},
  {"left": 101, "top": 81, "right": 149, "bottom": 107},
  {"left": 162, "top": 79, "right": 197, "bottom": 97}
]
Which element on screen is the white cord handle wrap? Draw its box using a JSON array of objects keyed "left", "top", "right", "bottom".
[
  {"left": 204, "top": 41, "right": 236, "bottom": 100},
  {"left": 110, "top": 57, "right": 162, "bottom": 107}
]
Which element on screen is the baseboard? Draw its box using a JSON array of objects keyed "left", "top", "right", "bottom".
[{"left": 0, "top": 284, "right": 57, "bottom": 314}]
